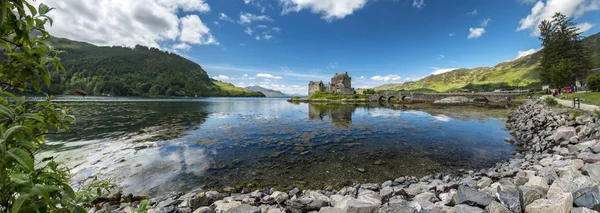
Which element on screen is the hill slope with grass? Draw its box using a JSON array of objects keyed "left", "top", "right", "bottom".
[
  {"left": 374, "top": 31, "right": 600, "bottom": 92},
  {"left": 44, "top": 37, "right": 264, "bottom": 97}
]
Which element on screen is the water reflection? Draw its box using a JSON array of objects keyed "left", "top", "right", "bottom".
[
  {"left": 42, "top": 99, "right": 516, "bottom": 196},
  {"left": 309, "top": 104, "right": 356, "bottom": 126}
]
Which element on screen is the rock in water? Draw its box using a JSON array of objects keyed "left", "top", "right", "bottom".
[
  {"left": 455, "top": 185, "right": 495, "bottom": 207},
  {"left": 573, "top": 186, "right": 600, "bottom": 210}
]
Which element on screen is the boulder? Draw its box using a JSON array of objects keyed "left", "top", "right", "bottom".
[
  {"left": 525, "top": 192, "right": 573, "bottom": 213},
  {"left": 224, "top": 204, "right": 260, "bottom": 213},
  {"left": 520, "top": 185, "right": 547, "bottom": 207},
  {"left": 485, "top": 201, "right": 512, "bottom": 213},
  {"left": 496, "top": 185, "right": 522, "bottom": 213},
  {"left": 553, "top": 127, "right": 577, "bottom": 142},
  {"left": 453, "top": 204, "right": 485, "bottom": 213},
  {"left": 573, "top": 186, "right": 600, "bottom": 210},
  {"left": 455, "top": 185, "right": 496, "bottom": 207},
  {"left": 583, "top": 164, "right": 600, "bottom": 185},
  {"left": 335, "top": 196, "right": 380, "bottom": 213}
]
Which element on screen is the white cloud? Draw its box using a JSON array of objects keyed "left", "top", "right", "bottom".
[
  {"left": 482, "top": 18, "right": 491, "bottom": 27},
  {"left": 575, "top": 22, "right": 596, "bottom": 33},
  {"left": 173, "top": 43, "right": 191, "bottom": 50},
  {"left": 36, "top": 0, "right": 215, "bottom": 48},
  {"left": 257, "top": 73, "right": 283, "bottom": 79},
  {"left": 219, "top": 13, "right": 235, "bottom": 23},
  {"left": 467, "top": 9, "right": 478, "bottom": 16},
  {"left": 517, "top": 0, "right": 600, "bottom": 36},
  {"left": 468, "top": 27, "right": 485, "bottom": 39},
  {"left": 280, "top": 0, "right": 368, "bottom": 21},
  {"left": 430, "top": 67, "right": 458, "bottom": 75},
  {"left": 245, "top": 27, "right": 254, "bottom": 35},
  {"left": 514, "top": 48, "right": 540, "bottom": 60},
  {"left": 371, "top": 75, "right": 402, "bottom": 81},
  {"left": 212, "top": 75, "right": 232, "bottom": 80},
  {"left": 240, "top": 12, "right": 273, "bottom": 24},
  {"left": 449, "top": 33, "right": 455, "bottom": 36},
  {"left": 412, "top": 0, "right": 426, "bottom": 9},
  {"left": 180, "top": 15, "right": 218, "bottom": 45}
]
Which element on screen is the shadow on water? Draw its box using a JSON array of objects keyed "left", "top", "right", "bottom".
[{"left": 42, "top": 99, "right": 516, "bottom": 197}]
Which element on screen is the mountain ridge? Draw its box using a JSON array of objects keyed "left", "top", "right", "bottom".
[{"left": 374, "top": 31, "right": 600, "bottom": 92}]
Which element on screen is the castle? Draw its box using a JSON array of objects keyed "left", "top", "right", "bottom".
[{"left": 308, "top": 72, "right": 355, "bottom": 96}]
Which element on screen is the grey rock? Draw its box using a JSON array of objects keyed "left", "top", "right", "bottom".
[
  {"left": 571, "top": 207, "right": 600, "bottom": 213},
  {"left": 455, "top": 185, "right": 496, "bottom": 207},
  {"left": 192, "top": 207, "right": 214, "bottom": 213},
  {"left": 453, "top": 204, "right": 485, "bottom": 213},
  {"left": 554, "top": 127, "right": 577, "bottom": 142},
  {"left": 525, "top": 192, "right": 573, "bottom": 213},
  {"left": 224, "top": 204, "right": 260, "bottom": 213},
  {"left": 485, "top": 201, "right": 512, "bottom": 213},
  {"left": 573, "top": 186, "right": 600, "bottom": 210},
  {"left": 361, "top": 183, "right": 379, "bottom": 191},
  {"left": 496, "top": 185, "right": 522, "bottom": 213},
  {"left": 584, "top": 164, "right": 600, "bottom": 185},
  {"left": 520, "top": 185, "right": 547, "bottom": 207}
]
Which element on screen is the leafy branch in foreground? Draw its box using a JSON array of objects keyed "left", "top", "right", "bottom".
[{"left": 0, "top": 0, "right": 108, "bottom": 212}]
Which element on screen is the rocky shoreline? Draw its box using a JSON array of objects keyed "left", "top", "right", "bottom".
[{"left": 95, "top": 99, "right": 600, "bottom": 213}]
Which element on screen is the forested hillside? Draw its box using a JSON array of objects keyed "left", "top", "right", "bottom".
[
  {"left": 44, "top": 38, "right": 264, "bottom": 97},
  {"left": 374, "top": 31, "right": 600, "bottom": 92}
]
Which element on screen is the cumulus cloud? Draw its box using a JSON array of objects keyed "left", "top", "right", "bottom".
[
  {"left": 412, "top": 0, "right": 426, "bottom": 9},
  {"left": 514, "top": 48, "right": 540, "bottom": 60},
  {"left": 36, "top": 0, "right": 216, "bottom": 48},
  {"left": 517, "top": 0, "right": 600, "bottom": 36},
  {"left": 240, "top": 12, "right": 273, "bottom": 24},
  {"left": 431, "top": 67, "right": 458, "bottom": 75},
  {"left": 575, "top": 22, "right": 596, "bottom": 33},
  {"left": 257, "top": 73, "right": 283, "bottom": 79},
  {"left": 173, "top": 43, "right": 191, "bottom": 50},
  {"left": 371, "top": 75, "right": 402, "bottom": 82},
  {"left": 467, "top": 9, "right": 478, "bottom": 16},
  {"left": 468, "top": 27, "right": 485, "bottom": 39},
  {"left": 212, "top": 75, "right": 232, "bottom": 80},
  {"left": 280, "top": 0, "right": 368, "bottom": 21},
  {"left": 180, "top": 15, "right": 218, "bottom": 45}
]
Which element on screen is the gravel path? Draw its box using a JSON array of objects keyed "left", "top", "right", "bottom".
[{"left": 541, "top": 95, "right": 600, "bottom": 112}]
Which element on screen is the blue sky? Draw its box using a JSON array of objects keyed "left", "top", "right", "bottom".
[{"left": 40, "top": 0, "right": 600, "bottom": 95}]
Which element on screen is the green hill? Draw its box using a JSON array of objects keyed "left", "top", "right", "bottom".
[
  {"left": 374, "top": 31, "right": 600, "bottom": 92},
  {"left": 44, "top": 38, "right": 264, "bottom": 97}
]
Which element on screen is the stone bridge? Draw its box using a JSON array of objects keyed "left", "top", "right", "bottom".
[{"left": 367, "top": 91, "right": 529, "bottom": 103}]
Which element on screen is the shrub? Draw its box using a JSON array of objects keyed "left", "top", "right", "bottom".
[
  {"left": 544, "top": 97, "right": 558, "bottom": 106},
  {"left": 587, "top": 73, "right": 600, "bottom": 91}
]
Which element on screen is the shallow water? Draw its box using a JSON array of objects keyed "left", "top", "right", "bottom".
[{"left": 42, "top": 97, "right": 516, "bottom": 196}]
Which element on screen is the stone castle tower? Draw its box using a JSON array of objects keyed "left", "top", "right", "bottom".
[{"left": 308, "top": 72, "right": 355, "bottom": 96}]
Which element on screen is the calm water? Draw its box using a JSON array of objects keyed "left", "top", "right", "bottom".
[{"left": 42, "top": 97, "right": 516, "bottom": 196}]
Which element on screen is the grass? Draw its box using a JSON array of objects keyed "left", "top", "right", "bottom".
[{"left": 558, "top": 92, "right": 600, "bottom": 106}]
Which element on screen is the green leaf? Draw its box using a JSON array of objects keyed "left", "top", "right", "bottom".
[
  {"left": 10, "top": 173, "right": 30, "bottom": 185},
  {"left": 8, "top": 148, "right": 34, "bottom": 172},
  {"left": 11, "top": 194, "right": 29, "bottom": 213}
]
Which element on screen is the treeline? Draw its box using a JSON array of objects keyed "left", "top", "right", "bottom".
[{"left": 43, "top": 38, "right": 264, "bottom": 97}]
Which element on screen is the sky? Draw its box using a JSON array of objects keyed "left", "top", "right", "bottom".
[{"left": 38, "top": 0, "right": 600, "bottom": 95}]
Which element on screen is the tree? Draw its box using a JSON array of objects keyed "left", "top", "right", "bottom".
[
  {"left": 587, "top": 73, "right": 600, "bottom": 91},
  {"left": 539, "top": 12, "right": 592, "bottom": 85},
  {"left": 0, "top": 0, "right": 107, "bottom": 212},
  {"left": 550, "top": 59, "right": 574, "bottom": 88}
]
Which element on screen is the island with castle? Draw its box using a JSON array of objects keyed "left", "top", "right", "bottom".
[{"left": 308, "top": 72, "right": 356, "bottom": 96}]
